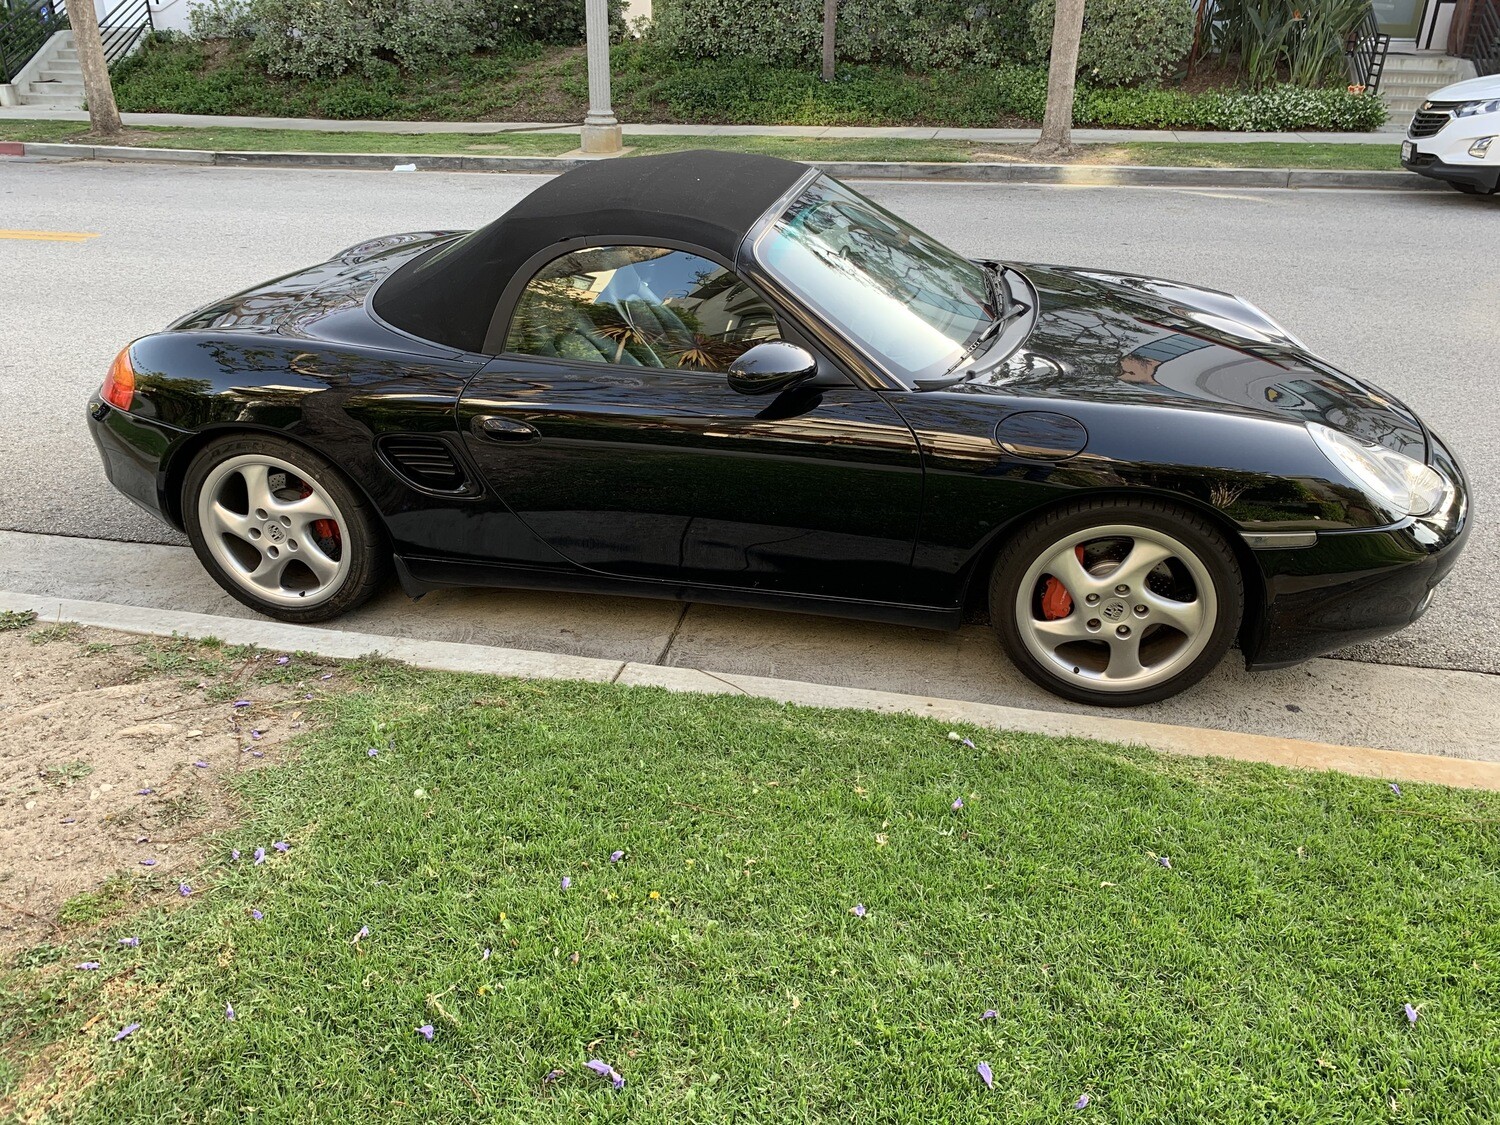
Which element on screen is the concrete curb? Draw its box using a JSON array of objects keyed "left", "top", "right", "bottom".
[
  {"left": 10, "top": 142, "right": 1440, "bottom": 190},
  {"left": 6, "top": 590, "right": 1498, "bottom": 791}
]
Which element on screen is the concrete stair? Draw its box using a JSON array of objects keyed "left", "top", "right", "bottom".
[
  {"left": 1378, "top": 53, "right": 1478, "bottom": 131},
  {"left": 15, "top": 32, "right": 84, "bottom": 110}
]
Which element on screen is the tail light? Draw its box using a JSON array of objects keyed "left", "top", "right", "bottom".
[{"left": 102, "top": 347, "right": 136, "bottom": 410}]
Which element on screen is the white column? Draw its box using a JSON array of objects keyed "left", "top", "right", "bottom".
[{"left": 580, "top": 0, "right": 622, "bottom": 154}]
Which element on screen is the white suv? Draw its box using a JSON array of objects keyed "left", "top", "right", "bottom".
[{"left": 1401, "top": 73, "right": 1500, "bottom": 195}]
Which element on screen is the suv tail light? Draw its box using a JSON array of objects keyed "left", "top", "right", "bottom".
[{"left": 102, "top": 347, "right": 136, "bottom": 410}]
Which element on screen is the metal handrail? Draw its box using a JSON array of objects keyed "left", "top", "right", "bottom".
[
  {"left": 1346, "top": 4, "right": 1390, "bottom": 94},
  {"left": 1466, "top": 0, "right": 1499, "bottom": 77},
  {"left": 0, "top": 0, "right": 149, "bottom": 84},
  {"left": 0, "top": 0, "right": 67, "bottom": 83},
  {"left": 98, "top": 0, "right": 151, "bottom": 67}
]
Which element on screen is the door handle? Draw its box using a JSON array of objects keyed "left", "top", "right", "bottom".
[{"left": 472, "top": 415, "right": 540, "bottom": 443}]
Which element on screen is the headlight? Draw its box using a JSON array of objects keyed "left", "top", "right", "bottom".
[
  {"left": 1308, "top": 423, "right": 1449, "bottom": 520},
  {"left": 1455, "top": 98, "right": 1500, "bottom": 118}
]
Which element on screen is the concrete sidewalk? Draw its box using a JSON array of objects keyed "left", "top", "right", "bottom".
[
  {"left": 0, "top": 106, "right": 1400, "bottom": 145},
  {"left": 2, "top": 530, "right": 1495, "bottom": 762}
]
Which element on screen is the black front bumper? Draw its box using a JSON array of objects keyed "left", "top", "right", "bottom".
[
  {"left": 1401, "top": 153, "right": 1499, "bottom": 193},
  {"left": 1245, "top": 434, "right": 1470, "bottom": 668},
  {"left": 87, "top": 400, "right": 189, "bottom": 529}
]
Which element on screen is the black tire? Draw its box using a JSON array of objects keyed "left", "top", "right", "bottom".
[
  {"left": 988, "top": 498, "right": 1244, "bottom": 707},
  {"left": 182, "top": 434, "right": 388, "bottom": 623}
]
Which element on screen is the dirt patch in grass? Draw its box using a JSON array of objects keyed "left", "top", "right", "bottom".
[
  {"left": 69, "top": 128, "right": 161, "bottom": 147},
  {"left": 0, "top": 622, "right": 337, "bottom": 955},
  {"left": 477, "top": 44, "right": 588, "bottom": 121}
]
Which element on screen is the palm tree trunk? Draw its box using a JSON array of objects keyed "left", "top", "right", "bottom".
[
  {"left": 70, "top": 0, "right": 123, "bottom": 137},
  {"left": 1033, "top": 0, "right": 1086, "bottom": 160}
]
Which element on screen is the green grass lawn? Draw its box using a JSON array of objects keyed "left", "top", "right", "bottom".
[
  {"left": 2, "top": 651, "right": 1496, "bottom": 1121},
  {"left": 0, "top": 119, "right": 1404, "bottom": 170}
]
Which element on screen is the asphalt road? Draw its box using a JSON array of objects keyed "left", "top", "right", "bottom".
[{"left": 1, "top": 159, "right": 1496, "bottom": 675}]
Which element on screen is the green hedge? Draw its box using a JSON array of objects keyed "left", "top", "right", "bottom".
[
  {"left": 111, "top": 38, "right": 1388, "bottom": 132},
  {"left": 658, "top": 60, "right": 1389, "bottom": 131},
  {"left": 650, "top": 0, "right": 1037, "bottom": 70},
  {"left": 1029, "top": 0, "right": 1195, "bottom": 87}
]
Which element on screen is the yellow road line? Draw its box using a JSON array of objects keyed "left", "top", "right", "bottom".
[{"left": 0, "top": 229, "right": 100, "bottom": 242}]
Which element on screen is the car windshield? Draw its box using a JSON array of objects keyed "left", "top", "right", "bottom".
[{"left": 754, "top": 176, "right": 993, "bottom": 385}]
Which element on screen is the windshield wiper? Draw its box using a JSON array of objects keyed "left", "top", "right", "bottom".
[{"left": 914, "top": 289, "right": 1032, "bottom": 390}]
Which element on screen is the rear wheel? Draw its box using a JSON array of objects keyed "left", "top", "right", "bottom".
[
  {"left": 182, "top": 435, "right": 387, "bottom": 623},
  {"left": 989, "top": 499, "right": 1243, "bottom": 706}
]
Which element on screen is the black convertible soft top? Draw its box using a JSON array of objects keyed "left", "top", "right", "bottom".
[{"left": 372, "top": 149, "right": 809, "bottom": 354}]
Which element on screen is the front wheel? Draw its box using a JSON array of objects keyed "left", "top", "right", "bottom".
[
  {"left": 989, "top": 500, "right": 1243, "bottom": 706},
  {"left": 182, "top": 435, "right": 388, "bottom": 623}
]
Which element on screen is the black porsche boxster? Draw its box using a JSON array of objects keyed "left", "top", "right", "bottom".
[{"left": 88, "top": 150, "right": 1469, "bottom": 706}]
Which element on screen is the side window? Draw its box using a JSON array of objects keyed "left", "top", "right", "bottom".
[{"left": 504, "top": 245, "right": 782, "bottom": 371}]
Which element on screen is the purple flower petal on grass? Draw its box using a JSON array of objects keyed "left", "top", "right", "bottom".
[
  {"left": 139, "top": 858, "right": 156, "bottom": 867},
  {"left": 1404, "top": 1003, "right": 1419, "bottom": 1025},
  {"left": 1389, "top": 782, "right": 1402, "bottom": 797},
  {"left": 179, "top": 883, "right": 193, "bottom": 897},
  {"left": 560, "top": 876, "right": 571, "bottom": 890},
  {"left": 250, "top": 909, "right": 264, "bottom": 921},
  {"left": 275, "top": 656, "right": 290, "bottom": 666},
  {"left": 585, "top": 1059, "right": 625, "bottom": 1090},
  {"left": 543, "top": 1068, "right": 565, "bottom": 1085},
  {"left": 610, "top": 850, "right": 624, "bottom": 863},
  {"left": 193, "top": 761, "right": 210, "bottom": 769},
  {"left": 112, "top": 1022, "right": 141, "bottom": 1042},
  {"left": 962, "top": 737, "right": 976, "bottom": 749},
  {"left": 75, "top": 962, "right": 101, "bottom": 970},
  {"left": 118, "top": 937, "right": 140, "bottom": 947},
  {"left": 977, "top": 1061, "right": 994, "bottom": 1090},
  {"left": 352, "top": 925, "right": 369, "bottom": 943},
  {"left": 231, "top": 849, "right": 241, "bottom": 861},
  {"left": 233, "top": 700, "right": 251, "bottom": 708},
  {"left": 952, "top": 798, "right": 964, "bottom": 810},
  {"left": 250, "top": 730, "right": 263, "bottom": 741},
  {"left": 319, "top": 672, "right": 334, "bottom": 681},
  {"left": 253, "top": 848, "right": 266, "bottom": 865},
  {"left": 60, "top": 817, "right": 76, "bottom": 825},
  {"left": 225, "top": 1003, "right": 236, "bottom": 1021},
  {"left": 416, "top": 1023, "right": 434, "bottom": 1042},
  {"left": 250, "top": 751, "right": 264, "bottom": 758},
  {"left": 367, "top": 747, "right": 379, "bottom": 757},
  {"left": 1073, "top": 1093, "right": 1091, "bottom": 1110},
  {"left": 136, "top": 788, "right": 153, "bottom": 796},
  {"left": 981, "top": 1009, "right": 998, "bottom": 1020},
  {"left": 1157, "top": 856, "right": 1172, "bottom": 869},
  {"left": 851, "top": 904, "right": 866, "bottom": 918},
  {"left": 273, "top": 841, "right": 290, "bottom": 853}
]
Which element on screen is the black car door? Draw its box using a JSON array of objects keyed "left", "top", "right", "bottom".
[{"left": 454, "top": 244, "right": 925, "bottom": 604}]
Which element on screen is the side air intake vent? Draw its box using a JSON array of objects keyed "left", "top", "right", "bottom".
[{"left": 378, "top": 434, "right": 469, "bottom": 493}]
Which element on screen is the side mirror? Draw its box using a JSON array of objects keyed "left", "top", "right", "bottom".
[{"left": 727, "top": 341, "right": 818, "bottom": 395}]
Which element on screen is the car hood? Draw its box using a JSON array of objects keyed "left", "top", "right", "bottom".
[
  {"left": 963, "top": 264, "right": 1427, "bottom": 459},
  {"left": 1423, "top": 73, "right": 1500, "bottom": 102}
]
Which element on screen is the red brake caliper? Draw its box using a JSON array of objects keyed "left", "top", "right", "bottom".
[
  {"left": 1041, "top": 546, "right": 1086, "bottom": 620},
  {"left": 298, "top": 483, "right": 341, "bottom": 557}
]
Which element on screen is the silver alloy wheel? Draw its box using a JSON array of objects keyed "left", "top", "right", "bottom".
[
  {"left": 196, "top": 454, "right": 351, "bottom": 608},
  {"left": 1014, "top": 523, "right": 1218, "bottom": 694}
]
